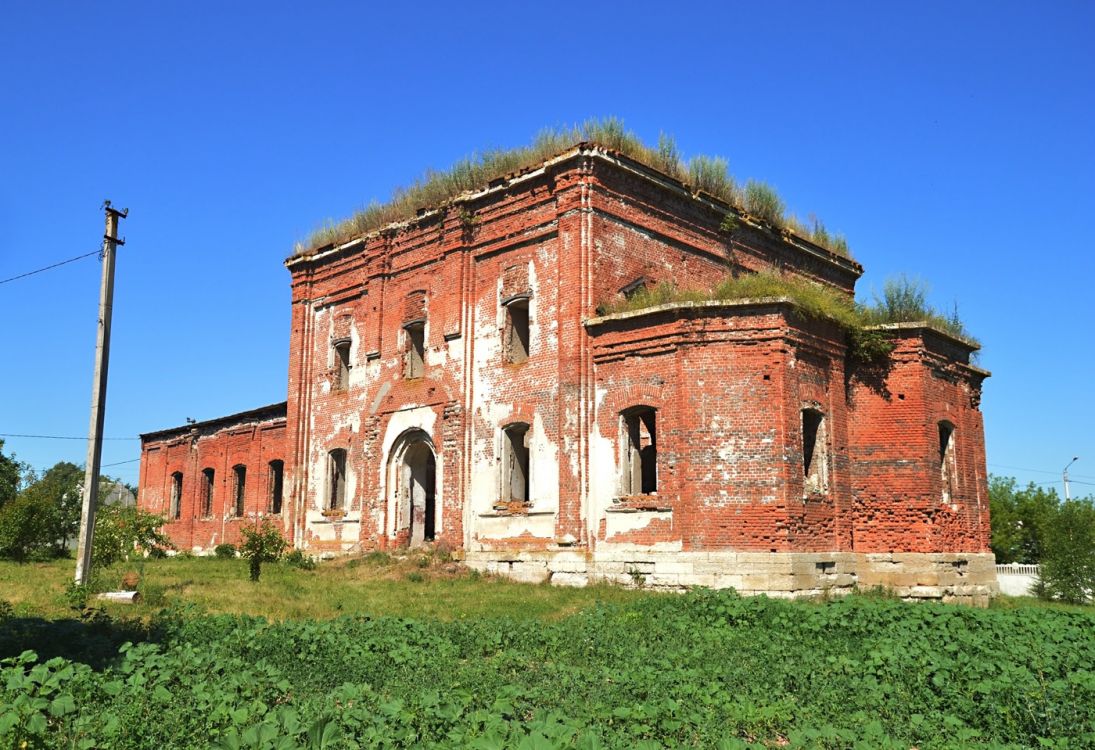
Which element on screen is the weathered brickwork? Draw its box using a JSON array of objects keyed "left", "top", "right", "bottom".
[
  {"left": 138, "top": 404, "right": 287, "bottom": 552},
  {"left": 138, "top": 144, "right": 994, "bottom": 601}
]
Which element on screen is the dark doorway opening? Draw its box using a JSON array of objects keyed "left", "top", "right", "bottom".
[{"left": 404, "top": 442, "right": 436, "bottom": 547}]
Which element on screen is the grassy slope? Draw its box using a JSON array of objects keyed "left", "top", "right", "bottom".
[{"left": 1, "top": 554, "right": 646, "bottom": 622}]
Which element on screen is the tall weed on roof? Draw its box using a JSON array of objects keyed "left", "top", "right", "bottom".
[{"left": 295, "top": 118, "right": 851, "bottom": 258}]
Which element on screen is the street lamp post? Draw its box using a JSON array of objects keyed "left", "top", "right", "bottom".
[{"left": 1063, "top": 456, "right": 1079, "bottom": 502}]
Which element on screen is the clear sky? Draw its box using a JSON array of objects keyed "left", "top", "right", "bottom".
[{"left": 1, "top": 1, "right": 1092, "bottom": 496}]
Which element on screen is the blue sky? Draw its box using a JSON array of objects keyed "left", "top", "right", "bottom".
[{"left": 1, "top": 1, "right": 1092, "bottom": 496}]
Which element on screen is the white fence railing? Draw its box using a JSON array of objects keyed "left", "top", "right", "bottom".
[
  {"left": 995, "top": 563, "right": 1040, "bottom": 596},
  {"left": 996, "top": 563, "right": 1040, "bottom": 576}
]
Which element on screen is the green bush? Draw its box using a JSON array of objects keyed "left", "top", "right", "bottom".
[
  {"left": 213, "top": 543, "right": 237, "bottom": 559},
  {"left": 239, "top": 519, "right": 288, "bottom": 582},
  {"left": 0, "top": 494, "right": 57, "bottom": 562},
  {"left": 92, "top": 506, "right": 174, "bottom": 568},
  {"left": 283, "top": 549, "right": 316, "bottom": 570}
]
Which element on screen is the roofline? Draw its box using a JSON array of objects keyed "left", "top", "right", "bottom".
[
  {"left": 585, "top": 296, "right": 804, "bottom": 328},
  {"left": 865, "top": 322, "right": 982, "bottom": 354},
  {"left": 285, "top": 143, "right": 863, "bottom": 278},
  {"left": 140, "top": 401, "right": 288, "bottom": 442},
  {"left": 585, "top": 301, "right": 987, "bottom": 373}
]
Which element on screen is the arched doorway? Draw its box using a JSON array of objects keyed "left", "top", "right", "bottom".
[{"left": 403, "top": 441, "right": 436, "bottom": 547}]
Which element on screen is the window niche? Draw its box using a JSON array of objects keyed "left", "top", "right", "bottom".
[
  {"left": 268, "top": 460, "right": 284, "bottom": 514},
  {"left": 503, "top": 295, "right": 530, "bottom": 365},
  {"left": 232, "top": 465, "right": 246, "bottom": 517},
  {"left": 622, "top": 407, "right": 657, "bottom": 496},
  {"left": 169, "top": 472, "right": 183, "bottom": 520},
  {"left": 404, "top": 320, "right": 425, "bottom": 378},
  {"left": 939, "top": 421, "right": 956, "bottom": 504},
  {"left": 200, "top": 468, "right": 215, "bottom": 517},
  {"left": 501, "top": 423, "right": 530, "bottom": 507},
  {"left": 801, "top": 408, "right": 828, "bottom": 496},
  {"left": 327, "top": 449, "right": 347, "bottom": 512},
  {"left": 332, "top": 338, "right": 351, "bottom": 390}
]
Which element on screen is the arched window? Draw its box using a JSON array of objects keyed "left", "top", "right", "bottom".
[
  {"left": 502, "top": 423, "right": 530, "bottom": 504},
  {"left": 268, "top": 460, "right": 284, "bottom": 514},
  {"left": 232, "top": 465, "right": 246, "bottom": 517},
  {"left": 328, "top": 449, "right": 347, "bottom": 510},
  {"left": 939, "top": 421, "right": 956, "bottom": 503},
  {"left": 169, "top": 472, "right": 183, "bottom": 520},
  {"left": 200, "top": 468, "right": 215, "bottom": 517},
  {"left": 621, "top": 407, "right": 657, "bottom": 495},
  {"left": 802, "top": 408, "right": 828, "bottom": 495}
]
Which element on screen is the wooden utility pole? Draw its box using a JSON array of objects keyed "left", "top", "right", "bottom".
[{"left": 74, "top": 201, "right": 127, "bottom": 586}]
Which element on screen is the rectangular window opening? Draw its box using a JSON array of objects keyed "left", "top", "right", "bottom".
[
  {"left": 623, "top": 408, "right": 657, "bottom": 495},
  {"left": 333, "top": 340, "right": 351, "bottom": 390},
  {"left": 939, "top": 422, "right": 956, "bottom": 503},
  {"left": 328, "top": 449, "right": 347, "bottom": 510},
  {"left": 404, "top": 322, "right": 425, "bottom": 378},
  {"left": 503, "top": 424, "right": 530, "bottom": 503},
  {"left": 504, "top": 298, "right": 530, "bottom": 364},
  {"left": 268, "top": 460, "right": 284, "bottom": 514},
  {"left": 201, "top": 468, "right": 215, "bottom": 517},
  {"left": 170, "top": 472, "right": 183, "bottom": 520},
  {"left": 232, "top": 465, "right": 246, "bottom": 517},
  {"left": 802, "top": 409, "right": 828, "bottom": 495}
]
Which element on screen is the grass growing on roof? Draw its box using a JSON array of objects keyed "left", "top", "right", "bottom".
[
  {"left": 295, "top": 117, "right": 852, "bottom": 258},
  {"left": 598, "top": 272, "right": 977, "bottom": 362},
  {"left": 860, "top": 275, "right": 977, "bottom": 343}
]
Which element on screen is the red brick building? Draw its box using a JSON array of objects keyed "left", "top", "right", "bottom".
[{"left": 139, "top": 143, "right": 994, "bottom": 601}]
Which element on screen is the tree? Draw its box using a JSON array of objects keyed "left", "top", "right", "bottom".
[
  {"left": 18, "top": 461, "right": 83, "bottom": 554},
  {"left": 239, "top": 518, "right": 288, "bottom": 582},
  {"left": 989, "top": 476, "right": 1060, "bottom": 564},
  {"left": 0, "top": 440, "right": 28, "bottom": 511},
  {"left": 1037, "top": 499, "right": 1095, "bottom": 604},
  {"left": 0, "top": 493, "right": 56, "bottom": 561}
]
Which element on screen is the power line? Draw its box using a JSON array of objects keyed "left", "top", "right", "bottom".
[
  {"left": 0, "top": 249, "right": 101, "bottom": 286},
  {"left": 0, "top": 432, "right": 138, "bottom": 441},
  {"left": 988, "top": 462, "right": 1095, "bottom": 482}
]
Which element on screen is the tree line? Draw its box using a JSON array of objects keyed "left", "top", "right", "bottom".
[
  {"left": 990, "top": 476, "right": 1095, "bottom": 604},
  {"left": 0, "top": 440, "right": 169, "bottom": 568}
]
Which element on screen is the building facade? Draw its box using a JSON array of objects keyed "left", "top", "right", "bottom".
[{"left": 139, "top": 143, "right": 994, "bottom": 601}]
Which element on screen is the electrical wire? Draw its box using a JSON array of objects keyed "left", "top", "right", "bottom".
[
  {"left": 0, "top": 249, "right": 101, "bottom": 286},
  {"left": 0, "top": 433, "right": 138, "bottom": 441},
  {"left": 988, "top": 462, "right": 1095, "bottom": 482}
]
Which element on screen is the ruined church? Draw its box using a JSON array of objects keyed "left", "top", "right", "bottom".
[{"left": 137, "top": 141, "right": 995, "bottom": 602}]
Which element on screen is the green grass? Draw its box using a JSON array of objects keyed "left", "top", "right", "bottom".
[
  {"left": 597, "top": 271, "right": 977, "bottom": 357},
  {"left": 295, "top": 117, "right": 853, "bottom": 258},
  {"left": 0, "top": 555, "right": 647, "bottom": 622}
]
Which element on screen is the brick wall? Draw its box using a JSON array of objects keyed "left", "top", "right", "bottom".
[
  {"left": 138, "top": 144, "right": 992, "bottom": 599},
  {"left": 138, "top": 404, "right": 287, "bottom": 551}
]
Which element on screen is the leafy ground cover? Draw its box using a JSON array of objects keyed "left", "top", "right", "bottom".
[{"left": 2, "top": 559, "right": 1093, "bottom": 749}]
